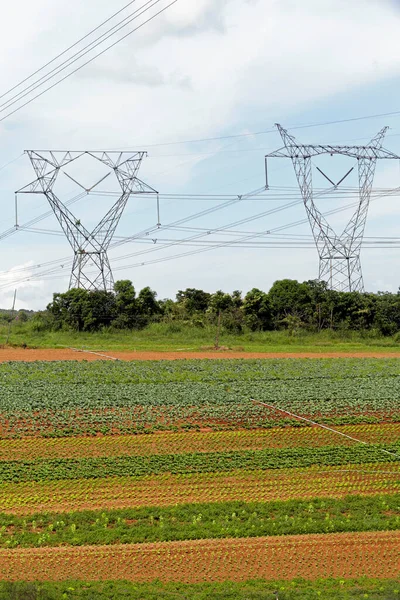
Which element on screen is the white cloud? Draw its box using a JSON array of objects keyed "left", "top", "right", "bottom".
[{"left": 0, "top": 262, "right": 50, "bottom": 310}]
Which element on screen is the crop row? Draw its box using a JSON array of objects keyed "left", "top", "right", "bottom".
[
  {"left": 0, "top": 531, "right": 398, "bottom": 582},
  {"left": 0, "top": 358, "right": 397, "bottom": 384},
  {"left": 2, "top": 379, "right": 399, "bottom": 411},
  {"left": 1, "top": 378, "right": 400, "bottom": 437},
  {"left": 3, "top": 578, "right": 399, "bottom": 600},
  {"left": 2, "top": 464, "right": 399, "bottom": 515},
  {"left": 0, "top": 494, "right": 398, "bottom": 549},
  {"left": 0, "top": 443, "right": 399, "bottom": 483},
  {"left": 1, "top": 423, "right": 398, "bottom": 462}
]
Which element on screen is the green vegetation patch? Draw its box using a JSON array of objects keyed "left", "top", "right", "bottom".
[
  {"left": 0, "top": 444, "right": 399, "bottom": 483},
  {"left": 1, "top": 359, "right": 400, "bottom": 437},
  {"left": 1, "top": 578, "right": 400, "bottom": 599},
  {"left": 0, "top": 495, "right": 399, "bottom": 549},
  {"left": 0, "top": 358, "right": 398, "bottom": 384}
]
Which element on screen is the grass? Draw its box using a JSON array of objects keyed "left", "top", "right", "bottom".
[
  {"left": 2, "top": 321, "right": 400, "bottom": 353},
  {"left": 1, "top": 579, "right": 399, "bottom": 599}
]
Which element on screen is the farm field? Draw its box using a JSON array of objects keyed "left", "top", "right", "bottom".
[{"left": 0, "top": 357, "right": 399, "bottom": 598}]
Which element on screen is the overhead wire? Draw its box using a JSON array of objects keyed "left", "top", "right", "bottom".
[
  {"left": 0, "top": 0, "right": 162, "bottom": 114},
  {"left": 0, "top": 0, "right": 141, "bottom": 103},
  {"left": 0, "top": 153, "right": 24, "bottom": 173},
  {"left": 0, "top": 0, "right": 179, "bottom": 123},
  {"left": 2, "top": 184, "right": 400, "bottom": 290},
  {"left": 100, "top": 184, "right": 400, "bottom": 272},
  {"left": 101, "top": 113, "right": 400, "bottom": 150}
]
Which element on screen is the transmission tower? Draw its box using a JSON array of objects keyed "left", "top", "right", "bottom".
[
  {"left": 17, "top": 151, "right": 157, "bottom": 291},
  {"left": 265, "top": 125, "right": 400, "bottom": 292}
]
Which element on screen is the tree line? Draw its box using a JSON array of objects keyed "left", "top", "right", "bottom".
[{"left": 23, "top": 278, "right": 400, "bottom": 336}]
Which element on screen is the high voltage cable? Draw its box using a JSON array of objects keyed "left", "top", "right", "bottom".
[
  {"left": 0, "top": 153, "right": 24, "bottom": 173},
  {"left": 0, "top": 185, "right": 304, "bottom": 276},
  {"left": 0, "top": 186, "right": 267, "bottom": 285},
  {"left": 109, "top": 186, "right": 267, "bottom": 251},
  {"left": 108, "top": 183, "right": 378, "bottom": 257},
  {"left": 2, "top": 185, "right": 400, "bottom": 290},
  {"left": 0, "top": 0, "right": 162, "bottom": 114},
  {"left": 107, "top": 184, "right": 359, "bottom": 261},
  {"left": 18, "top": 226, "right": 400, "bottom": 245},
  {"left": 103, "top": 185, "right": 400, "bottom": 270},
  {"left": 0, "top": 0, "right": 178, "bottom": 123},
  {"left": 102, "top": 111, "right": 400, "bottom": 150},
  {"left": 57, "top": 187, "right": 347, "bottom": 274},
  {"left": 8, "top": 185, "right": 399, "bottom": 246},
  {"left": 0, "top": 0, "right": 140, "bottom": 103},
  {"left": 0, "top": 186, "right": 279, "bottom": 288},
  {"left": 5, "top": 184, "right": 396, "bottom": 248},
  {"left": 0, "top": 191, "right": 88, "bottom": 243}
]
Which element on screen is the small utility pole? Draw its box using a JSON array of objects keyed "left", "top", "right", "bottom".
[
  {"left": 6, "top": 289, "right": 17, "bottom": 345},
  {"left": 214, "top": 311, "right": 222, "bottom": 350}
]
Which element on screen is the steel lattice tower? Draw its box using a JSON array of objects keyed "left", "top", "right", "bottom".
[
  {"left": 17, "top": 151, "right": 157, "bottom": 291},
  {"left": 265, "top": 125, "right": 400, "bottom": 292}
]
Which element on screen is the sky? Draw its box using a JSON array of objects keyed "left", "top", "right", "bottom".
[{"left": 0, "top": 0, "right": 400, "bottom": 309}]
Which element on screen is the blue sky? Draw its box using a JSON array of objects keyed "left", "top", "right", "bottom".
[{"left": 0, "top": 0, "right": 399, "bottom": 308}]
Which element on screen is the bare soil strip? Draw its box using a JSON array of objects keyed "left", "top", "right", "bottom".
[
  {"left": 2, "top": 464, "right": 399, "bottom": 515},
  {"left": 1, "top": 423, "right": 399, "bottom": 462},
  {"left": 1, "top": 348, "right": 400, "bottom": 361},
  {"left": 0, "top": 531, "right": 397, "bottom": 581}
]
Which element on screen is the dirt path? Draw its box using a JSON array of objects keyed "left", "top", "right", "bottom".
[
  {"left": 1, "top": 348, "right": 400, "bottom": 361},
  {"left": 0, "top": 531, "right": 397, "bottom": 581}
]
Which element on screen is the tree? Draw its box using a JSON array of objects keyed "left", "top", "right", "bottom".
[
  {"left": 268, "top": 279, "right": 311, "bottom": 328},
  {"left": 231, "top": 290, "right": 243, "bottom": 309},
  {"left": 137, "top": 286, "right": 160, "bottom": 322},
  {"left": 328, "top": 290, "right": 374, "bottom": 331},
  {"left": 242, "top": 288, "right": 272, "bottom": 330},
  {"left": 16, "top": 310, "right": 28, "bottom": 323},
  {"left": 373, "top": 291, "right": 400, "bottom": 335},
  {"left": 208, "top": 290, "right": 234, "bottom": 314},
  {"left": 47, "top": 288, "right": 88, "bottom": 331},
  {"left": 47, "top": 288, "right": 116, "bottom": 331},
  {"left": 176, "top": 288, "right": 211, "bottom": 314},
  {"left": 114, "top": 280, "right": 137, "bottom": 328}
]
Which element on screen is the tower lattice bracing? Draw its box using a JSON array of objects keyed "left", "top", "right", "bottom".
[
  {"left": 266, "top": 125, "right": 400, "bottom": 292},
  {"left": 18, "top": 151, "right": 157, "bottom": 291}
]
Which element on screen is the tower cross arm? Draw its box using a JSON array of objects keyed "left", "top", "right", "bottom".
[
  {"left": 269, "top": 123, "right": 398, "bottom": 160},
  {"left": 129, "top": 177, "right": 158, "bottom": 194},
  {"left": 266, "top": 145, "right": 400, "bottom": 160}
]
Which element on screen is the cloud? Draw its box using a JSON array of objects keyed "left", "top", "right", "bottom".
[
  {"left": 159, "top": 0, "right": 229, "bottom": 37},
  {"left": 0, "top": 262, "right": 48, "bottom": 310},
  {"left": 79, "top": 60, "right": 192, "bottom": 89}
]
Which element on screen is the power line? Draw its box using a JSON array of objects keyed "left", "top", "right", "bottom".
[
  {"left": 2, "top": 185, "right": 400, "bottom": 291},
  {"left": 0, "top": 153, "right": 24, "bottom": 173},
  {"left": 0, "top": 0, "right": 178, "bottom": 123},
  {"left": 0, "top": 0, "right": 140, "bottom": 103},
  {"left": 102, "top": 111, "right": 400, "bottom": 150},
  {"left": 102, "top": 185, "right": 400, "bottom": 272},
  {"left": 0, "top": 0, "right": 160, "bottom": 115}
]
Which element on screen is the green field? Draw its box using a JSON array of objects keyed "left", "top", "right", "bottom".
[
  {"left": 1, "top": 578, "right": 400, "bottom": 600},
  {"left": 3, "top": 320, "right": 400, "bottom": 352},
  {"left": 0, "top": 357, "right": 399, "bottom": 595}
]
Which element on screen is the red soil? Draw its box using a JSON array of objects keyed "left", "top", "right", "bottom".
[
  {"left": 0, "top": 531, "right": 398, "bottom": 581},
  {"left": 1, "top": 348, "right": 400, "bottom": 361},
  {"left": 2, "top": 464, "right": 399, "bottom": 515},
  {"left": 1, "top": 423, "right": 399, "bottom": 461}
]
